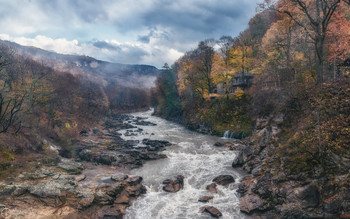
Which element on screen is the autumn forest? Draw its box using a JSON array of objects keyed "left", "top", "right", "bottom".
[
  {"left": 154, "top": 0, "right": 350, "bottom": 217},
  {"left": 0, "top": 0, "right": 349, "bottom": 218}
]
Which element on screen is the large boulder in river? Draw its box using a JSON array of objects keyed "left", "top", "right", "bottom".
[
  {"left": 212, "top": 175, "right": 235, "bottom": 186},
  {"left": 200, "top": 206, "right": 222, "bottom": 218},
  {"left": 162, "top": 175, "right": 184, "bottom": 193}
]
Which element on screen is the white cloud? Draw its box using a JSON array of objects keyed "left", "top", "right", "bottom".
[
  {"left": 13, "top": 35, "right": 82, "bottom": 54},
  {"left": 0, "top": 0, "right": 262, "bottom": 67},
  {"left": 0, "top": 34, "right": 183, "bottom": 68}
]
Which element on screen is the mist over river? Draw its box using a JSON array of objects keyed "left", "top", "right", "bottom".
[{"left": 122, "top": 109, "right": 250, "bottom": 219}]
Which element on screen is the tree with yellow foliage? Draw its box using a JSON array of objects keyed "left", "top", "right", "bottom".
[
  {"left": 230, "top": 31, "right": 254, "bottom": 75},
  {"left": 213, "top": 36, "right": 236, "bottom": 94}
]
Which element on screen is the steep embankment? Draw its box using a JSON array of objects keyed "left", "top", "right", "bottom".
[
  {"left": 154, "top": 67, "right": 350, "bottom": 217},
  {"left": 234, "top": 80, "right": 350, "bottom": 218}
]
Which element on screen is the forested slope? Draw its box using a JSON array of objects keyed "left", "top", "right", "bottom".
[
  {"left": 153, "top": 0, "right": 350, "bottom": 217},
  {"left": 0, "top": 43, "right": 152, "bottom": 177}
]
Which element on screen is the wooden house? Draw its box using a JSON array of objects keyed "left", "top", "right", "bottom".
[
  {"left": 338, "top": 58, "right": 350, "bottom": 76},
  {"left": 211, "top": 72, "right": 254, "bottom": 98},
  {"left": 229, "top": 73, "right": 254, "bottom": 92}
]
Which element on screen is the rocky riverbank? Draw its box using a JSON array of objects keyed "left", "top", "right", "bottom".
[
  {"left": 0, "top": 114, "right": 173, "bottom": 218},
  {"left": 0, "top": 160, "right": 146, "bottom": 218},
  {"left": 231, "top": 116, "right": 350, "bottom": 218},
  {"left": 77, "top": 114, "right": 172, "bottom": 170}
]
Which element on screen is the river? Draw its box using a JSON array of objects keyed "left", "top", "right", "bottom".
[{"left": 122, "top": 109, "right": 250, "bottom": 219}]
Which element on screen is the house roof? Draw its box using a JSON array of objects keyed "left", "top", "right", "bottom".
[{"left": 234, "top": 75, "right": 254, "bottom": 79}]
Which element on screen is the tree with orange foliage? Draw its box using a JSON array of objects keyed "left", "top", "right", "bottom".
[
  {"left": 264, "top": 0, "right": 348, "bottom": 84},
  {"left": 326, "top": 1, "right": 350, "bottom": 78}
]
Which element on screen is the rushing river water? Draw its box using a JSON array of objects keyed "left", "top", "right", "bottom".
[{"left": 123, "top": 110, "right": 250, "bottom": 219}]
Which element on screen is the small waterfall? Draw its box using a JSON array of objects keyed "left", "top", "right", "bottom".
[
  {"left": 223, "top": 130, "right": 230, "bottom": 138},
  {"left": 229, "top": 131, "right": 235, "bottom": 139}
]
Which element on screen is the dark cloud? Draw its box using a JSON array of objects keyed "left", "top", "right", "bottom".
[
  {"left": 93, "top": 41, "right": 120, "bottom": 51},
  {"left": 106, "top": 46, "right": 150, "bottom": 65},
  {"left": 0, "top": 0, "right": 262, "bottom": 67},
  {"left": 114, "top": 0, "right": 259, "bottom": 39},
  {"left": 89, "top": 40, "right": 150, "bottom": 64},
  {"left": 39, "top": 0, "right": 109, "bottom": 23},
  {"left": 137, "top": 34, "right": 152, "bottom": 44}
]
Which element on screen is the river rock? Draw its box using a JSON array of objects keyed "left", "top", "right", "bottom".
[
  {"left": 57, "top": 158, "right": 84, "bottom": 174},
  {"left": 19, "top": 169, "right": 56, "bottom": 180},
  {"left": 214, "top": 142, "right": 245, "bottom": 150},
  {"left": 75, "top": 174, "right": 87, "bottom": 182},
  {"left": 126, "top": 176, "right": 143, "bottom": 186},
  {"left": 29, "top": 179, "right": 76, "bottom": 198},
  {"left": 94, "top": 191, "right": 114, "bottom": 205},
  {"left": 232, "top": 151, "right": 244, "bottom": 168},
  {"left": 134, "top": 120, "right": 157, "bottom": 126},
  {"left": 142, "top": 139, "right": 172, "bottom": 150},
  {"left": 239, "top": 193, "right": 265, "bottom": 214},
  {"left": 12, "top": 184, "right": 29, "bottom": 196},
  {"left": 162, "top": 175, "right": 184, "bottom": 193},
  {"left": 251, "top": 165, "right": 261, "bottom": 176},
  {"left": 114, "top": 192, "right": 130, "bottom": 204},
  {"left": 200, "top": 206, "right": 222, "bottom": 218},
  {"left": 198, "top": 196, "right": 214, "bottom": 203},
  {"left": 76, "top": 191, "right": 95, "bottom": 209},
  {"left": 79, "top": 149, "right": 120, "bottom": 165},
  {"left": 0, "top": 184, "right": 16, "bottom": 196},
  {"left": 143, "top": 153, "right": 167, "bottom": 160},
  {"left": 77, "top": 115, "right": 172, "bottom": 170},
  {"left": 100, "top": 206, "right": 123, "bottom": 219},
  {"left": 126, "top": 184, "right": 147, "bottom": 197},
  {"left": 206, "top": 183, "right": 217, "bottom": 193},
  {"left": 213, "top": 142, "right": 225, "bottom": 147},
  {"left": 212, "top": 175, "right": 235, "bottom": 185}
]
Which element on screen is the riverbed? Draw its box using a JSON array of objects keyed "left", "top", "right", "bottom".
[{"left": 122, "top": 109, "right": 249, "bottom": 219}]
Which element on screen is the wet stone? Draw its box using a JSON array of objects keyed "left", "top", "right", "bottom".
[
  {"left": 198, "top": 196, "right": 214, "bottom": 203},
  {"left": 200, "top": 206, "right": 222, "bottom": 218},
  {"left": 162, "top": 175, "right": 184, "bottom": 193},
  {"left": 57, "top": 158, "right": 84, "bottom": 174},
  {"left": 212, "top": 175, "right": 235, "bottom": 186},
  {"left": 206, "top": 183, "right": 218, "bottom": 194}
]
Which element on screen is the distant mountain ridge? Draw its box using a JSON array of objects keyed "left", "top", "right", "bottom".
[{"left": 0, "top": 40, "right": 160, "bottom": 88}]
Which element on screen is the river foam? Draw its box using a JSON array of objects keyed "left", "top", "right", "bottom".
[{"left": 123, "top": 109, "right": 250, "bottom": 219}]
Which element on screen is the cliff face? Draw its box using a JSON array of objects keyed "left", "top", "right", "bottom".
[{"left": 235, "top": 115, "right": 350, "bottom": 218}]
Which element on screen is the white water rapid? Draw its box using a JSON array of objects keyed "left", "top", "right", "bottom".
[{"left": 122, "top": 109, "right": 250, "bottom": 219}]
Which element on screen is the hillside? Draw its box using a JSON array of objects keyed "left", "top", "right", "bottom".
[
  {"left": 0, "top": 40, "right": 155, "bottom": 176},
  {"left": 153, "top": 1, "right": 350, "bottom": 218},
  {"left": 0, "top": 40, "right": 160, "bottom": 88},
  {"left": 0, "top": 0, "right": 349, "bottom": 218}
]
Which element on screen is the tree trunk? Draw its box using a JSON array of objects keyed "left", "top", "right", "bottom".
[{"left": 315, "top": 36, "right": 325, "bottom": 84}]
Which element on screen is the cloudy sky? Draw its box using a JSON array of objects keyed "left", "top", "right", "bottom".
[{"left": 0, "top": 0, "right": 262, "bottom": 68}]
